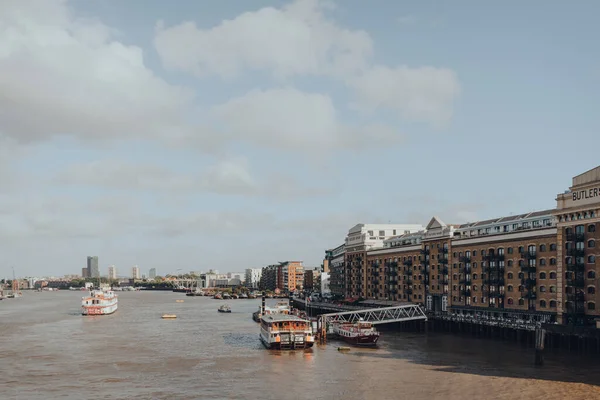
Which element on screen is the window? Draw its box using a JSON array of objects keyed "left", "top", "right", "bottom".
[
  {"left": 589, "top": 240, "right": 595, "bottom": 248},
  {"left": 507, "top": 298, "right": 514, "bottom": 305},
  {"left": 508, "top": 247, "right": 513, "bottom": 254},
  {"left": 540, "top": 300, "right": 547, "bottom": 308},
  {"left": 540, "top": 244, "right": 546, "bottom": 252},
  {"left": 550, "top": 258, "right": 557, "bottom": 265},
  {"left": 473, "top": 274, "right": 478, "bottom": 280},
  {"left": 550, "top": 272, "right": 557, "bottom": 279},
  {"left": 540, "top": 259, "right": 546, "bottom": 266},
  {"left": 550, "top": 300, "right": 557, "bottom": 308},
  {"left": 379, "top": 230, "right": 385, "bottom": 236},
  {"left": 507, "top": 272, "right": 513, "bottom": 279},
  {"left": 588, "top": 286, "right": 596, "bottom": 295},
  {"left": 588, "top": 255, "right": 596, "bottom": 264},
  {"left": 473, "top": 285, "right": 478, "bottom": 291},
  {"left": 507, "top": 285, "right": 513, "bottom": 292},
  {"left": 550, "top": 244, "right": 557, "bottom": 251},
  {"left": 589, "top": 225, "right": 596, "bottom": 233},
  {"left": 588, "top": 270, "right": 596, "bottom": 279},
  {"left": 576, "top": 225, "right": 585, "bottom": 234},
  {"left": 539, "top": 272, "right": 547, "bottom": 279},
  {"left": 508, "top": 260, "right": 513, "bottom": 267},
  {"left": 518, "top": 298, "right": 525, "bottom": 306},
  {"left": 549, "top": 286, "right": 556, "bottom": 293},
  {"left": 588, "top": 302, "right": 596, "bottom": 311}
]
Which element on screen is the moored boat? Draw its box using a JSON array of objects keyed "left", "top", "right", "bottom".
[
  {"left": 253, "top": 300, "right": 290, "bottom": 322},
  {"left": 218, "top": 304, "right": 232, "bottom": 313},
  {"left": 81, "top": 288, "right": 118, "bottom": 316},
  {"left": 260, "top": 314, "right": 315, "bottom": 350},
  {"left": 333, "top": 318, "right": 379, "bottom": 347}
]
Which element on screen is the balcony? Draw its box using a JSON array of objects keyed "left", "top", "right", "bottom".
[
  {"left": 439, "top": 247, "right": 449, "bottom": 254},
  {"left": 406, "top": 288, "right": 413, "bottom": 295},
  {"left": 486, "top": 278, "right": 506, "bottom": 286},
  {"left": 463, "top": 266, "right": 472, "bottom": 274},
  {"left": 521, "top": 278, "right": 536, "bottom": 289},
  {"left": 405, "top": 278, "right": 413, "bottom": 285},
  {"left": 520, "top": 251, "right": 537, "bottom": 260},
  {"left": 439, "top": 258, "right": 449, "bottom": 265},
  {"left": 566, "top": 262, "right": 585, "bottom": 272},
  {"left": 459, "top": 255, "right": 471, "bottom": 263},
  {"left": 489, "top": 292, "right": 505, "bottom": 298},
  {"left": 441, "top": 267, "right": 449, "bottom": 275},
  {"left": 566, "top": 233, "right": 585, "bottom": 242},
  {"left": 420, "top": 248, "right": 430, "bottom": 255},
  {"left": 461, "top": 289, "right": 471, "bottom": 296},
  {"left": 525, "top": 292, "right": 537, "bottom": 300},
  {"left": 440, "top": 279, "right": 449, "bottom": 285},
  {"left": 566, "top": 278, "right": 585, "bottom": 288},
  {"left": 520, "top": 264, "right": 537, "bottom": 273},
  {"left": 403, "top": 259, "right": 413, "bottom": 266},
  {"left": 566, "top": 248, "right": 585, "bottom": 257},
  {"left": 459, "top": 278, "right": 471, "bottom": 285},
  {"left": 566, "top": 292, "right": 585, "bottom": 302}
]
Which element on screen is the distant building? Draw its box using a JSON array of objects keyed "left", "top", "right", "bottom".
[
  {"left": 107, "top": 265, "right": 117, "bottom": 280},
  {"left": 149, "top": 268, "right": 156, "bottom": 279},
  {"left": 131, "top": 266, "right": 140, "bottom": 280},
  {"left": 81, "top": 267, "right": 89, "bottom": 278},
  {"left": 320, "top": 272, "right": 330, "bottom": 296},
  {"left": 244, "top": 268, "right": 262, "bottom": 288},
  {"left": 303, "top": 269, "right": 320, "bottom": 292},
  {"left": 87, "top": 256, "right": 99, "bottom": 278}
]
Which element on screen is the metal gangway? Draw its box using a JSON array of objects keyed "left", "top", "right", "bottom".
[{"left": 316, "top": 304, "right": 427, "bottom": 344}]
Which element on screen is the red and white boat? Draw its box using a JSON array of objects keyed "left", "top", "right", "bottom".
[
  {"left": 82, "top": 288, "right": 118, "bottom": 316},
  {"left": 333, "top": 318, "right": 380, "bottom": 347}
]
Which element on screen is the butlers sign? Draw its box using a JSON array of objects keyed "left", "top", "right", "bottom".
[{"left": 572, "top": 187, "right": 600, "bottom": 202}]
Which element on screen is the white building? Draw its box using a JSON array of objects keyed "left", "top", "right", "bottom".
[
  {"left": 345, "top": 223, "right": 425, "bottom": 252},
  {"left": 107, "top": 265, "right": 117, "bottom": 279},
  {"left": 131, "top": 266, "right": 140, "bottom": 280},
  {"left": 320, "top": 272, "right": 330, "bottom": 296},
  {"left": 244, "top": 268, "right": 262, "bottom": 288}
]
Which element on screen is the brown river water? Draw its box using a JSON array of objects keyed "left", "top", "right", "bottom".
[{"left": 1, "top": 291, "right": 599, "bottom": 400}]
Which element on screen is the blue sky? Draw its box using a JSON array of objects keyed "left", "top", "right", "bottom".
[{"left": 1, "top": 0, "right": 599, "bottom": 277}]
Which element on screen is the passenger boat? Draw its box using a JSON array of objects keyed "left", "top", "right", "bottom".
[
  {"left": 252, "top": 301, "right": 290, "bottom": 322},
  {"left": 218, "top": 304, "right": 231, "bottom": 313},
  {"left": 333, "top": 318, "right": 379, "bottom": 347},
  {"left": 81, "top": 288, "right": 118, "bottom": 316},
  {"left": 259, "top": 314, "right": 315, "bottom": 350}
]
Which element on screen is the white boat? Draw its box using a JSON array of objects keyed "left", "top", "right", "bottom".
[
  {"left": 253, "top": 301, "right": 290, "bottom": 322},
  {"left": 218, "top": 304, "right": 232, "bottom": 313},
  {"left": 81, "top": 288, "right": 118, "bottom": 316},
  {"left": 260, "top": 314, "right": 315, "bottom": 350}
]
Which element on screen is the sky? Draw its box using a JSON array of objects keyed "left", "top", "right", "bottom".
[{"left": 1, "top": 0, "right": 599, "bottom": 278}]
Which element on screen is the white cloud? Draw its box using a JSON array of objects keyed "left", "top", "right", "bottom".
[
  {"left": 154, "top": 0, "right": 373, "bottom": 80},
  {"left": 0, "top": 0, "right": 195, "bottom": 145},
  {"left": 154, "top": 0, "right": 460, "bottom": 128},
  {"left": 348, "top": 66, "right": 461, "bottom": 127}
]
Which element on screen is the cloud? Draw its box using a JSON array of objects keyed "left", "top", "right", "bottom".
[
  {"left": 52, "top": 157, "right": 330, "bottom": 199},
  {"left": 154, "top": 0, "right": 460, "bottom": 129},
  {"left": 348, "top": 66, "right": 461, "bottom": 127},
  {"left": 154, "top": 0, "right": 372, "bottom": 80},
  {"left": 0, "top": 0, "right": 195, "bottom": 145}
]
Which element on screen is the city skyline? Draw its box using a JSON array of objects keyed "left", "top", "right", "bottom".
[{"left": 1, "top": 0, "right": 599, "bottom": 277}]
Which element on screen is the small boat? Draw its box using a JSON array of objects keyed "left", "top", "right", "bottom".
[
  {"left": 239, "top": 293, "right": 248, "bottom": 299},
  {"left": 222, "top": 293, "right": 231, "bottom": 300},
  {"left": 338, "top": 346, "right": 351, "bottom": 352},
  {"left": 333, "top": 318, "right": 379, "bottom": 347},
  {"left": 218, "top": 304, "right": 231, "bottom": 313},
  {"left": 259, "top": 314, "right": 315, "bottom": 350},
  {"left": 175, "top": 299, "right": 184, "bottom": 303},
  {"left": 213, "top": 293, "right": 222, "bottom": 300},
  {"left": 161, "top": 314, "right": 177, "bottom": 319}
]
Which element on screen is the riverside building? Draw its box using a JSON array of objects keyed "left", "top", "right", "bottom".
[{"left": 334, "top": 166, "right": 600, "bottom": 327}]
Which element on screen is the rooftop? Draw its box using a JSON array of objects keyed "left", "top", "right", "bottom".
[{"left": 261, "top": 314, "right": 308, "bottom": 323}]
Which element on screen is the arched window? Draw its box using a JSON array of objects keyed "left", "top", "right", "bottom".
[
  {"left": 588, "top": 255, "right": 596, "bottom": 264},
  {"left": 540, "top": 244, "right": 546, "bottom": 252},
  {"left": 540, "top": 286, "right": 546, "bottom": 292},
  {"left": 518, "top": 298, "right": 525, "bottom": 306},
  {"left": 588, "top": 286, "right": 596, "bottom": 295},
  {"left": 473, "top": 274, "right": 478, "bottom": 280},
  {"left": 549, "top": 272, "right": 557, "bottom": 279},
  {"left": 540, "top": 259, "right": 546, "bottom": 266},
  {"left": 588, "top": 302, "right": 596, "bottom": 311},
  {"left": 473, "top": 297, "right": 477, "bottom": 303},
  {"left": 473, "top": 285, "right": 478, "bottom": 292},
  {"left": 519, "top": 285, "right": 524, "bottom": 292},
  {"left": 589, "top": 240, "right": 595, "bottom": 248},
  {"left": 589, "top": 225, "right": 596, "bottom": 233},
  {"left": 588, "top": 270, "right": 596, "bottom": 279},
  {"left": 508, "top": 260, "right": 513, "bottom": 267},
  {"left": 549, "top": 286, "right": 556, "bottom": 293},
  {"left": 550, "top": 243, "right": 557, "bottom": 251},
  {"left": 540, "top": 300, "right": 547, "bottom": 308},
  {"left": 507, "top": 298, "right": 514, "bottom": 305},
  {"left": 550, "top": 258, "right": 557, "bottom": 265},
  {"left": 539, "top": 272, "right": 547, "bottom": 279},
  {"left": 507, "top": 285, "right": 514, "bottom": 292},
  {"left": 550, "top": 300, "right": 557, "bottom": 308},
  {"left": 507, "top": 272, "right": 513, "bottom": 279}
]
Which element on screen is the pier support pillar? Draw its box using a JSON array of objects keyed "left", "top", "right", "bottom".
[{"left": 534, "top": 327, "right": 546, "bottom": 366}]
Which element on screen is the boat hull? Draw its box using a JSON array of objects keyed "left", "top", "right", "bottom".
[
  {"left": 82, "top": 302, "right": 118, "bottom": 316},
  {"left": 218, "top": 309, "right": 231, "bottom": 313},
  {"left": 337, "top": 333, "right": 379, "bottom": 347},
  {"left": 259, "top": 333, "right": 314, "bottom": 350}
]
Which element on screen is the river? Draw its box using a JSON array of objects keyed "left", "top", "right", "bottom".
[{"left": 1, "top": 291, "right": 599, "bottom": 399}]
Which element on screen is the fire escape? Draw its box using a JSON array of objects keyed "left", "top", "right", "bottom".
[
  {"left": 520, "top": 246, "right": 537, "bottom": 311},
  {"left": 371, "top": 260, "right": 381, "bottom": 299},
  {"left": 421, "top": 246, "right": 430, "bottom": 308},
  {"left": 565, "top": 228, "right": 586, "bottom": 325},
  {"left": 485, "top": 250, "right": 505, "bottom": 309},
  {"left": 438, "top": 245, "right": 449, "bottom": 301}
]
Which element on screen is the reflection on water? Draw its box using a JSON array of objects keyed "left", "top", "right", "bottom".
[{"left": 1, "top": 292, "right": 599, "bottom": 400}]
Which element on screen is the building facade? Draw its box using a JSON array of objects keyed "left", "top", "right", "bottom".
[
  {"left": 244, "top": 268, "right": 262, "bottom": 288},
  {"left": 87, "top": 256, "right": 99, "bottom": 278},
  {"left": 107, "top": 265, "right": 117, "bottom": 280},
  {"left": 326, "top": 244, "right": 346, "bottom": 298},
  {"left": 131, "top": 266, "right": 140, "bottom": 280},
  {"left": 149, "top": 268, "right": 156, "bottom": 279},
  {"left": 331, "top": 166, "right": 600, "bottom": 327}
]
